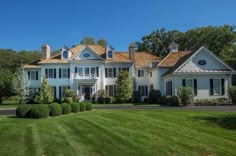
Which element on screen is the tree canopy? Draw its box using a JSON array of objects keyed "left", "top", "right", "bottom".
[
  {"left": 79, "top": 37, "right": 108, "bottom": 47},
  {"left": 135, "top": 25, "right": 236, "bottom": 58}
]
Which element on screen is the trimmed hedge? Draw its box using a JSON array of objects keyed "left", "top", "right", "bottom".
[
  {"left": 167, "top": 96, "right": 179, "bottom": 106},
  {"left": 80, "top": 102, "right": 86, "bottom": 112},
  {"left": 16, "top": 105, "right": 32, "bottom": 118},
  {"left": 64, "top": 97, "right": 73, "bottom": 104},
  {"left": 86, "top": 102, "right": 93, "bottom": 111},
  {"left": 29, "top": 105, "right": 49, "bottom": 119},
  {"left": 228, "top": 86, "right": 236, "bottom": 104},
  {"left": 61, "top": 103, "right": 71, "bottom": 114},
  {"left": 49, "top": 103, "right": 62, "bottom": 116},
  {"left": 149, "top": 90, "right": 161, "bottom": 104},
  {"left": 71, "top": 103, "right": 80, "bottom": 113}
]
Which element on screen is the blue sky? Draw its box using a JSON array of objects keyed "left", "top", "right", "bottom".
[{"left": 0, "top": 0, "right": 235, "bottom": 52}]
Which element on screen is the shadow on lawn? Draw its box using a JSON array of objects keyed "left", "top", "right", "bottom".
[{"left": 194, "top": 115, "right": 236, "bottom": 130}]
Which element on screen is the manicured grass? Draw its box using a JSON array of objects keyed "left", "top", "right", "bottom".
[
  {"left": 0, "top": 100, "right": 19, "bottom": 109},
  {"left": 0, "top": 110, "right": 235, "bottom": 155}
]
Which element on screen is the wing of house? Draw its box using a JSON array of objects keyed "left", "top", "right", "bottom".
[{"left": 152, "top": 46, "right": 235, "bottom": 99}]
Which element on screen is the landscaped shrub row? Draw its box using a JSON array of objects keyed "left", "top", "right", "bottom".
[{"left": 16, "top": 102, "right": 93, "bottom": 119}]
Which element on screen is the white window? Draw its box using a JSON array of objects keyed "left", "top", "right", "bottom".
[
  {"left": 62, "top": 69, "right": 68, "bottom": 78},
  {"left": 107, "top": 68, "right": 113, "bottom": 77},
  {"left": 29, "top": 71, "right": 37, "bottom": 80},
  {"left": 138, "top": 70, "right": 144, "bottom": 77},
  {"left": 106, "top": 85, "right": 116, "bottom": 97},
  {"left": 107, "top": 50, "right": 113, "bottom": 58},
  {"left": 186, "top": 79, "right": 193, "bottom": 88},
  {"left": 213, "top": 79, "right": 221, "bottom": 95},
  {"left": 78, "top": 67, "right": 83, "bottom": 76},
  {"left": 91, "top": 67, "right": 96, "bottom": 76},
  {"left": 139, "top": 86, "right": 148, "bottom": 96},
  {"left": 84, "top": 67, "right": 90, "bottom": 76},
  {"left": 48, "top": 69, "right": 54, "bottom": 78}
]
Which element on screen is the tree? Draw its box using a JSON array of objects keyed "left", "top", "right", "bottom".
[
  {"left": 80, "top": 37, "right": 95, "bottom": 45},
  {"left": 34, "top": 78, "right": 54, "bottom": 104},
  {"left": 13, "top": 67, "right": 30, "bottom": 104},
  {"left": 115, "top": 70, "right": 132, "bottom": 102},
  {"left": 0, "top": 68, "right": 14, "bottom": 104},
  {"left": 135, "top": 25, "right": 236, "bottom": 58},
  {"left": 97, "top": 38, "right": 107, "bottom": 47}
]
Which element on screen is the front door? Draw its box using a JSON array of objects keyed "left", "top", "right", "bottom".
[{"left": 84, "top": 87, "right": 91, "bottom": 100}]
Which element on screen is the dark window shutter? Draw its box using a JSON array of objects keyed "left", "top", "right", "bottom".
[
  {"left": 59, "top": 68, "right": 61, "bottom": 78},
  {"left": 36, "top": 71, "right": 38, "bottom": 80},
  {"left": 28, "top": 71, "right": 30, "bottom": 79},
  {"left": 105, "top": 68, "right": 108, "bottom": 78},
  {"left": 45, "top": 69, "right": 48, "bottom": 78},
  {"left": 138, "top": 86, "right": 141, "bottom": 94},
  {"left": 75, "top": 67, "right": 77, "bottom": 73},
  {"left": 221, "top": 79, "right": 225, "bottom": 95},
  {"left": 54, "top": 86, "right": 56, "bottom": 98},
  {"left": 145, "top": 86, "right": 148, "bottom": 96},
  {"left": 127, "top": 68, "right": 129, "bottom": 72},
  {"left": 68, "top": 86, "right": 70, "bottom": 89},
  {"left": 54, "top": 69, "right": 56, "bottom": 78},
  {"left": 170, "top": 81, "right": 172, "bottom": 96},
  {"left": 68, "top": 68, "right": 70, "bottom": 78},
  {"left": 210, "top": 79, "right": 213, "bottom": 95},
  {"left": 113, "top": 68, "right": 116, "bottom": 77},
  {"left": 105, "top": 86, "right": 108, "bottom": 92},
  {"left": 59, "top": 86, "right": 62, "bottom": 99},
  {"left": 119, "top": 68, "right": 121, "bottom": 72},
  {"left": 194, "top": 79, "right": 197, "bottom": 96},
  {"left": 182, "top": 79, "right": 186, "bottom": 87},
  {"left": 138, "top": 70, "right": 140, "bottom": 77},
  {"left": 96, "top": 67, "right": 99, "bottom": 77}
]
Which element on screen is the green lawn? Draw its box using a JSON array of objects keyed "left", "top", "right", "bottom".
[
  {"left": 0, "top": 100, "right": 19, "bottom": 109},
  {"left": 0, "top": 110, "right": 235, "bottom": 156}
]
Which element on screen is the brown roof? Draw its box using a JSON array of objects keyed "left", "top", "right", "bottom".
[
  {"left": 39, "top": 53, "right": 67, "bottom": 63},
  {"left": 70, "top": 45, "right": 106, "bottom": 59},
  {"left": 135, "top": 52, "right": 161, "bottom": 67},
  {"left": 158, "top": 51, "right": 191, "bottom": 67},
  {"left": 23, "top": 59, "right": 41, "bottom": 68},
  {"left": 161, "top": 51, "right": 194, "bottom": 77}
]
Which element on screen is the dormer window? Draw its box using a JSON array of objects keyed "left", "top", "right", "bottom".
[
  {"left": 108, "top": 50, "right": 113, "bottom": 58},
  {"left": 106, "top": 45, "right": 114, "bottom": 59},
  {"left": 63, "top": 50, "right": 68, "bottom": 59}
]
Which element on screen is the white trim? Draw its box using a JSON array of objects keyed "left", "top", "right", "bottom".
[
  {"left": 174, "top": 46, "right": 235, "bottom": 73},
  {"left": 70, "top": 46, "right": 104, "bottom": 60}
]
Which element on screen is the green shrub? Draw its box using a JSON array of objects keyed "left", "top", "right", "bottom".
[
  {"left": 228, "top": 86, "right": 236, "bottom": 104},
  {"left": 97, "top": 89, "right": 107, "bottom": 97},
  {"left": 29, "top": 105, "right": 49, "bottom": 119},
  {"left": 160, "top": 96, "right": 168, "bottom": 105},
  {"left": 193, "top": 98, "right": 229, "bottom": 106},
  {"left": 132, "top": 91, "right": 141, "bottom": 103},
  {"left": 80, "top": 102, "right": 86, "bottom": 112},
  {"left": 16, "top": 105, "right": 32, "bottom": 118},
  {"left": 7, "top": 96, "right": 18, "bottom": 101},
  {"left": 71, "top": 103, "right": 80, "bottom": 113},
  {"left": 64, "top": 89, "right": 76, "bottom": 98},
  {"left": 149, "top": 90, "right": 161, "bottom": 104},
  {"left": 64, "top": 97, "right": 73, "bottom": 104},
  {"left": 61, "top": 103, "right": 71, "bottom": 114},
  {"left": 49, "top": 103, "right": 62, "bottom": 116},
  {"left": 86, "top": 102, "right": 93, "bottom": 111},
  {"left": 167, "top": 96, "right": 179, "bottom": 106},
  {"left": 177, "top": 87, "right": 193, "bottom": 105}
]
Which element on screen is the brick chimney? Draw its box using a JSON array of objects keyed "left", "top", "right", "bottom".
[
  {"left": 129, "top": 43, "right": 135, "bottom": 61},
  {"left": 42, "top": 44, "right": 50, "bottom": 59}
]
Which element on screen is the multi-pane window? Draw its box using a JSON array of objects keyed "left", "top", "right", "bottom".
[
  {"left": 106, "top": 85, "right": 116, "bottom": 97},
  {"left": 91, "top": 67, "right": 96, "bottom": 76},
  {"left": 166, "top": 80, "right": 172, "bottom": 96},
  {"left": 119, "top": 67, "right": 129, "bottom": 72},
  {"left": 62, "top": 69, "right": 68, "bottom": 78},
  {"left": 186, "top": 79, "right": 193, "bottom": 88},
  {"left": 139, "top": 86, "right": 148, "bottom": 96},
  {"left": 78, "top": 67, "right": 83, "bottom": 76},
  {"left": 107, "top": 68, "right": 113, "bottom": 77},
  {"left": 48, "top": 69, "right": 54, "bottom": 78},
  {"left": 213, "top": 79, "right": 221, "bottom": 95},
  {"left": 138, "top": 70, "right": 145, "bottom": 77},
  {"left": 28, "top": 71, "right": 38, "bottom": 80},
  {"left": 84, "top": 67, "right": 90, "bottom": 76}
]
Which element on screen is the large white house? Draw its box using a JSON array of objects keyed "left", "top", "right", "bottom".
[{"left": 24, "top": 43, "right": 235, "bottom": 101}]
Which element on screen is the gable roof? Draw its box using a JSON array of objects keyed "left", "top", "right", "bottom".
[
  {"left": 162, "top": 46, "right": 235, "bottom": 77},
  {"left": 158, "top": 51, "right": 191, "bottom": 67},
  {"left": 23, "top": 44, "right": 161, "bottom": 68}
]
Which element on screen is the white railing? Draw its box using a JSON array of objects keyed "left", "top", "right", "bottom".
[{"left": 74, "top": 73, "right": 97, "bottom": 79}]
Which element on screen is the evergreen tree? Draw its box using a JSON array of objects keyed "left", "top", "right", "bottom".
[
  {"left": 0, "top": 68, "right": 14, "bottom": 104},
  {"left": 34, "top": 78, "right": 54, "bottom": 104},
  {"left": 115, "top": 70, "right": 132, "bottom": 102}
]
